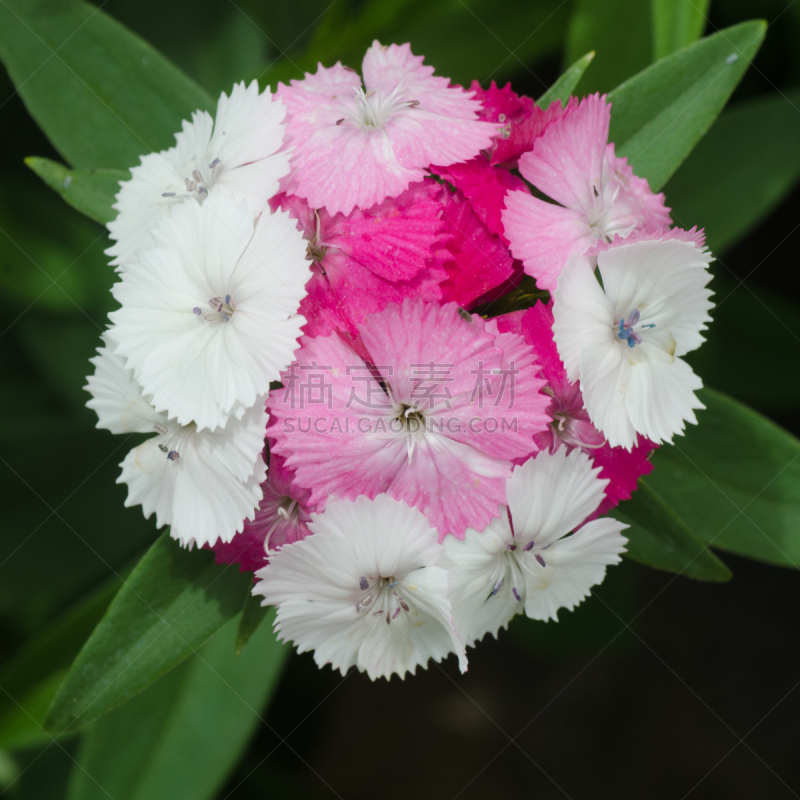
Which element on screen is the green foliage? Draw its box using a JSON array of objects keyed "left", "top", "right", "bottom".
[
  {"left": 613, "top": 481, "right": 731, "bottom": 581},
  {"left": 236, "top": 592, "right": 270, "bottom": 656},
  {"left": 666, "top": 90, "right": 800, "bottom": 255},
  {"left": 566, "top": 0, "right": 652, "bottom": 95},
  {"left": 67, "top": 618, "right": 287, "bottom": 800},
  {"left": 651, "top": 0, "right": 710, "bottom": 60},
  {"left": 609, "top": 20, "right": 767, "bottom": 190},
  {"left": 688, "top": 273, "right": 800, "bottom": 414},
  {"left": 256, "top": 0, "right": 571, "bottom": 90},
  {"left": 26, "top": 158, "right": 125, "bottom": 226},
  {"left": 537, "top": 51, "right": 595, "bottom": 109},
  {"left": 45, "top": 535, "right": 252, "bottom": 732},
  {"left": 0, "top": 0, "right": 211, "bottom": 169},
  {"left": 0, "top": 573, "right": 124, "bottom": 750},
  {"left": 648, "top": 390, "right": 800, "bottom": 568}
]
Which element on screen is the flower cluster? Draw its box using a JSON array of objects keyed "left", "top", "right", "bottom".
[{"left": 86, "top": 41, "right": 714, "bottom": 679}]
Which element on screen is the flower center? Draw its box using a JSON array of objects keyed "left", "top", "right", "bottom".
[
  {"left": 615, "top": 308, "right": 655, "bottom": 349},
  {"left": 586, "top": 182, "right": 635, "bottom": 242},
  {"left": 394, "top": 403, "right": 427, "bottom": 464},
  {"left": 193, "top": 294, "right": 234, "bottom": 323},
  {"left": 263, "top": 495, "right": 301, "bottom": 555},
  {"left": 355, "top": 575, "right": 411, "bottom": 624},
  {"left": 162, "top": 158, "right": 222, "bottom": 201},
  {"left": 351, "top": 87, "right": 419, "bottom": 130}
]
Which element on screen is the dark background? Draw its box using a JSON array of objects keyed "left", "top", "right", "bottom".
[{"left": 2, "top": 0, "right": 799, "bottom": 797}]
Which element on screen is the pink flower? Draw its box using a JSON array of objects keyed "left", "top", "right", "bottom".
[
  {"left": 277, "top": 41, "right": 498, "bottom": 215},
  {"left": 210, "top": 453, "right": 313, "bottom": 574},
  {"left": 502, "top": 93, "right": 671, "bottom": 292},
  {"left": 494, "top": 301, "right": 656, "bottom": 517},
  {"left": 271, "top": 181, "right": 449, "bottom": 338},
  {"left": 469, "top": 80, "right": 571, "bottom": 167},
  {"left": 434, "top": 185, "right": 517, "bottom": 308},
  {"left": 267, "top": 299, "right": 550, "bottom": 539},
  {"left": 433, "top": 158, "right": 527, "bottom": 240}
]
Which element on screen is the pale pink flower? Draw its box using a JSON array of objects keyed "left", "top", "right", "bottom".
[
  {"left": 277, "top": 41, "right": 498, "bottom": 215},
  {"left": 502, "top": 93, "right": 671, "bottom": 292},
  {"left": 267, "top": 299, "right": 550, "bottom": 539}
]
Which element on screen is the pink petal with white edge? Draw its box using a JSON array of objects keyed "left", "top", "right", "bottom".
[
  {"left": 502, "top": 189, "right": 594, "bottom": 292},
  {"left": 388, "top": 434, "right": 512, "bottom": 540},
  {"left": 518, "top": 93, "right": 610, "bottom": 211}
]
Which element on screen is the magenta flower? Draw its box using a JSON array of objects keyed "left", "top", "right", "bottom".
[
  {"left": 434, "top": 186, "right": 516, "bottom": 308},
  {"left": 211, "top": 453, "right": 313, "bottom": 574},
  {"left": 494, "top": 302, "right": 657, "bottom": 518},
  {"left": 277, "top": 41, "right": 498, "bottom": 215},
  {"left": 267, "top": 299, "right": 550, "bottom": 539},
  {"left": 272, "top": 181, "right": 449, "bottom": 338},
  {"left": 469, "top": 80, "right": 571, "bottom": 167},
  {"left": 502, "top": 93, "right": 671, "bottom": 292}
]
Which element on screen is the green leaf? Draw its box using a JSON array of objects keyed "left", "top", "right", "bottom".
[
  {"left": 608, "top": 20, "right": 767, "bottom": 191},
  {"left": 687, "top": 272, "right": 800, "bottom": 414},
  {"left": 647, "top": 389, "right": 800, "bottom": 568},
  {"left": 565, "top": 0, "right": 653, "bottom": 95},
  {"left": 651, "top": 0, "right": 710, "bottom": 60},
  {"left": 0, "top": 572, "right": 124, "bottom": 751},
  {"left": 612, "top": 481, "right": 731, "bottom": 581},
  {"left": 259, "top": 0, "right": 570, "bottom": 91},
  {"left": 67, "top": 617, "right": 288, "bottom": 800},
  {"left": 25, "top": 158, "right": 125, "bottom": 226},
  {"left": 236, "top": 592, "right": 269, "bottom": 656},
  {"left": 666, "top": 91, "right": 800, "bottom": 255},
  {"left": 0, "top": 671, "right": 69, "bottom": 752},
  {"left": 0, "top": 0, "right": 212, "bottom": 169},
  {"left": 537, "top": 51, "right": 595, "bottom": 109},
  {"left": 44, "top": 534, "right": 251, "bottom": 732}
]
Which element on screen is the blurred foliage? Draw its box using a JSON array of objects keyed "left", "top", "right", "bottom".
[{"left": 1, "top": 0, "right": 800, "bottom": 797}]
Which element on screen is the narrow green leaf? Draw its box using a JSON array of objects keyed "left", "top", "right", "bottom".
[
  {"left": 612, "top": 481, "right": 731, "bottom": 581},
  {"left": 647, "top": 389, "right": 800, "bottom": 568},
  {"left": 565, "top": 0, "right": 653, "bottom": 95},
  {"left": 666, "top": 91, "right": 800, "bottom": 255},
  {"left": 0, "top": 671, "right": 69, "bottom": 752},
  {"left": 67, "top": 617, "right": 288, "bottom": 800},
  {"left": 537, "top": 51, "right": 595, "bottom": 109},
  {"left": 236, "top": 592, "right": 269, "bottom": 656},
  {"left": 0, "top": 0, "right": 212, "bottom": 169},
  {"left": 651, "top": 0, "right": 710, "bottom": 60},
  {"left": 0, "top": 571, "right": 124, "bottom": 744},
  {"left": 25, "top": 158, "right": 125, "bottom": 226},
  {"left": 44, "top": 534, "right": 251, "bottom": 732},
  {"left": 609, "top": 20, "right": 766, "bottom": 191},
  {"left": 688, "top": 273, "right": 800, "bottom": 413}
]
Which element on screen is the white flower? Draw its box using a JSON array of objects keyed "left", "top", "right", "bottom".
[
  {"left": 442, "top": 448, "right": 628, "bottom": 645},
  {"left": 107, "top": 80, "right": 290, "bottom": 268},
  {"left": 85, "top": 338, "right": 267, "bottom": 547},
  {"left": 552, "top": 234, "right": 713, "bottom": 449},
  {"left": 108, "top": 192, "right": 309, "bottom": 431},
  {"left": 253, "top": 494, "right": 467, "bottom": 680}
]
